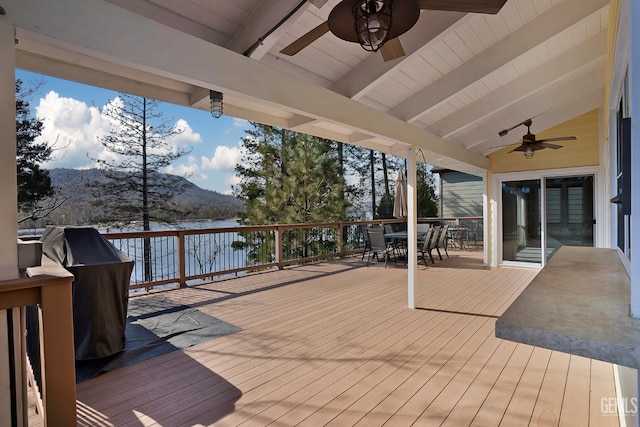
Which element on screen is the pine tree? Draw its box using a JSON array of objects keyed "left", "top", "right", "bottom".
[
  {"left": 233, "top": 123, "right": 348, "bottom": 263},
  {"left": 417, "top": 162, "right": 439, "bottom": 217},
  {"left": 90, "top": 94, "right": 191, "bottom": 281},
  {"left": 16, "top": 80, "right": 53, "bottom": 212}
]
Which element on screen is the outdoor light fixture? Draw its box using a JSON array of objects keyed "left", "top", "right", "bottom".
[
  {"left": 524, "top": 147, "right": 534, "bottom": 159},
  {"left": 353, "top": 0, "right": 392, "bottom": 52},
  {"left": 320, "top": 0, "right": 418, "bottom": 55},
  {"left": 209, "top": 90, "right": 223, "bottom": 118}
]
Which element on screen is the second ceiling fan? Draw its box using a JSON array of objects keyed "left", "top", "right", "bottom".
[
  {"left": 497, "top": 119, "right": 577, "bottom": 159},
  {"left": 280, "top": 0, "right": 508, "bottom": 62}
]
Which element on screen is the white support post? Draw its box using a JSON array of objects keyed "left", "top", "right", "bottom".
[
  {"left": 407, "top": 146, "right": 417, "bottom": 309},
  {"left": 0, "top": 15, "right": 19, "bottom": 427},
  {"left": 630, "top": 0, "right": 640, "bottom": 318},
  {"left": 0, "top": 13, "right": 18, "bottom": 278},
  {"left": 482, "top": 171, "right": 489, "bottom": 266}
]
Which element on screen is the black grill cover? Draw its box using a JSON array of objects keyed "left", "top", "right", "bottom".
[{"left": 41, "top": 226, "right": 134, "bottom": 360}]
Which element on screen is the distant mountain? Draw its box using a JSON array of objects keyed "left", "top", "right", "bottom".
[{"left": 33, "top": 168, "right": 245, "bottom": 227}]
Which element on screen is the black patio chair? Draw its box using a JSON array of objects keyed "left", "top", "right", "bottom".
[
  {"left": 360, "top": 224, "right": 371, "bottom": 261},
  {"left": 418, "top": 227, "right": 436, "bottom": 266},
  {"left": 435, "top": 224, "right": 450, "bottom": 260},
  {"left": 417, "top": 223, "right": 430, "bottom": 245},
  {"left": 366, "top": 228, "right": 394, "bottom": 267}
]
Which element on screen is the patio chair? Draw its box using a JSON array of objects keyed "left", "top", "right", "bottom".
[
  {"left": 360, "top": 224, "right": 371, "bottom": 260},
  {"left": 417, "top": 223, "right": 430, "bottom": 233},
  {"left": 366, "top": 228, "right": 394, "bottom": 267},
  {"left": 435, "top": 224, "right": 450, "bottom": 260},
  {"left": 461, "top": 222, "right": 480, "bottom": 250},
  {"left": 417, "top": 223, "right": 430, "bottom": 245},
  {"left": 418, "top": 227, "right": 436, "bottom": 266},
  {"left": 383, "top": 223, "right": 395, "bottom": 234}
]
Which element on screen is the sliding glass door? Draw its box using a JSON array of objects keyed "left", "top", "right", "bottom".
[
  {"left": 545, "top": 176, "right": 594, "bottom": 259},
  {"left": 500, "top": 174, "right": 594, "bottom": 266},
  {"left": 502, "top": 180, "right": 541, "bottom": 264}
]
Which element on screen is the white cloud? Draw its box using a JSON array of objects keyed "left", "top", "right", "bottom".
[
  {"left": 164, "top": 155, "right": 207, "bottom": 181},
  {"left": 222, "top": 174, "right": 241, "bottom": 195},
  {"left": 171, "top": 119, "right": 202, "bottom": 147},
  {"left": 35, "top": 92, "right": 204, "bottom": 171},
  {"left": 36, "top": 91, "right": 113, "bottom": 169},
  {"left": 201, "top": 144, "right": 243, "bottom": 170},
  {"left": 233, "top": 118, "right": 248, "bottom": 127},
  {"left": 30, "top": 89, "right": 242, "bottom": 194}
]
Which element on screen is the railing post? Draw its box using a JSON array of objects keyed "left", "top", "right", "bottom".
[
  {"left": 337, "top": 223, "right": 345, "bottom": 258},
  {"left": 39, "top": 276, "right": 76, "bottom": 426},
  {"left": 177, "top": 231, "right": 187, "bottom": 288},
  {"left": 275, "top": 226, "right": 283, "bottom": 270}
]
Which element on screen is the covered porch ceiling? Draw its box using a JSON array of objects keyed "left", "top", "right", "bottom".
[{"left": 5, "top": 0, "right": 608, "bottom": 176}]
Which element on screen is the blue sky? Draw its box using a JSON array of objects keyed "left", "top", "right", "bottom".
[{"left": 16, "top": 69, "right": 250, "bottom": 195}]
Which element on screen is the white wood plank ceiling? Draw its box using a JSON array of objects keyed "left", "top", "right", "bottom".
[{"left": 4, "top": 0, "right": 609, "bottom": 174}]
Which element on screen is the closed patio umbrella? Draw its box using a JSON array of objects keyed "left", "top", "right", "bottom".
[{"left": 393, "top": 170, "right": 408, "bottom": 219}]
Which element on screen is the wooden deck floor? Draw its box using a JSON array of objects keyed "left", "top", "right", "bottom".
[{"left": 71, "top": 251, "right": 619, "bottom": 426}]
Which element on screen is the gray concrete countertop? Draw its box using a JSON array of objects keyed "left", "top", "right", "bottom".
[{"left": 495, "top": 246, "right": 640, "bottom": 368}]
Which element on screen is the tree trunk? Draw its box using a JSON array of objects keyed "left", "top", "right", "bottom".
[
  {"left": 370, "top": 149, "right": 376, "bottom": 219},
  {"left": 337, "top": 142, "right": 345, "bottom": 205},
  {"left": 142, "top": 98, "right": 152, "bottom": 282},
  {"left": 381, "top": 152, "right": 390, "bottom": 196}
]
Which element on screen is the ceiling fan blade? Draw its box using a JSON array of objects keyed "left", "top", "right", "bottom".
[
  {"left": 485, "top": 142, "right": 517, "bottom": 150},
  {"left": 381, "top": 38, "right": 405, "bottom": 62},
  {"left": 509, "top": 145, "right": 527, "bottom": 153},
  {"left": 280, "top": 21, "right": 330, "bottom": 56},
  {"left": 418, "top": 0, "right": 507, "bottom": 14},
  {"left": 308, "top": 0, "right": 329, "bottom": 7},
  {"left": 537, "top": 142, "right": 563, "bottom": 150},
  {"left": 536, "top": 136, "right": 577, "bottom": 144}
]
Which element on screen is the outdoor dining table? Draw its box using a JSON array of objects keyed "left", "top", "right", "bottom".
[
  {"left": 383, "top": 231, "right": 428, "bottom": 264},
  {"left": 383, "top": 231, "right": 428, "bottom": 241},
  {"left": 447, "top": 226, "right": 463, "bottom": 249}
]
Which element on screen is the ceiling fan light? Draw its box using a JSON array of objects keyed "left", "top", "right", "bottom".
[
  {"left": 524, "top": 147, "right": 534, "bottom": 159},
  {"left": 353, "top": 0, "right": 392, "bottom": 52}
]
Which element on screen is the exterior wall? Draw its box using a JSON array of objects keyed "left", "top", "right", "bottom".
[
  {"left": 489, "top": 110, "right": 600, "bottom": 173},
  {"left": 439, "top": 172, "right": 482, "bottom": 218}
]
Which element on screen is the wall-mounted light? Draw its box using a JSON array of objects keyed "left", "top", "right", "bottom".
[{"left": 209, "top": 90, "right": 223, "bottom": 118}]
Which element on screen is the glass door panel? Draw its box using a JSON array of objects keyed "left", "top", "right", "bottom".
[
  {"left": 502, "top": 180, "right": 542, "bottom": 264},
  {"left": 545, "top": 176, "right": 594, "bottom": 260}
]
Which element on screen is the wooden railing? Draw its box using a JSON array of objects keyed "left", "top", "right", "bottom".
[
  {"left": 0, "top": 261, "right": 76, "bottom": 426},
  {"left": 103, "top": 217, "right": 482, "bottom": 291}
]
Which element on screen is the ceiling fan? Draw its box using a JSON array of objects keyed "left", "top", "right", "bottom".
[
  {"left": 496, "top": 119, "right": 577, "bottom": 159},
  {"left": 280, "top": 0, "right": 508, "bottom": 62}
]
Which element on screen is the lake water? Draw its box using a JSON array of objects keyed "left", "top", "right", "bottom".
[
  {"left": 101, "top": 219, "right": 241, "bottom": 233},
  {"left": 103, "top": 220, "right": 250, "bottom": 287}
]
